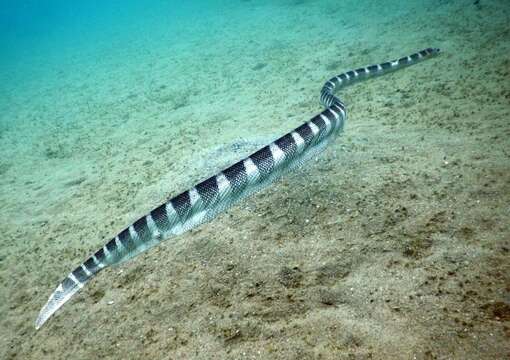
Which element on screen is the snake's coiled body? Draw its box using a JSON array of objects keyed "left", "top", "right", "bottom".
[{"left": 36, "top": 48, "right": 440, "bottom": 329}]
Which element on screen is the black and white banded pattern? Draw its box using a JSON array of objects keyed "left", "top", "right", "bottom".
[{"left": 35, "top": 48, "right": 440, "bottom": 329}]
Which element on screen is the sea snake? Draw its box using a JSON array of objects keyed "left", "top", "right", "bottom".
[{"left": 36, "top": 48, "right": 440, "bottom": 329}]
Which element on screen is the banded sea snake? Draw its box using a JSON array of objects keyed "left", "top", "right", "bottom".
[{"left": 36, "top": 48, "right": 440, "bottom": 329}]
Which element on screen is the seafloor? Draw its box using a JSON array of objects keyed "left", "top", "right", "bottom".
[{"left": 1, "top": 0, "right": 509, "bottom": 359}]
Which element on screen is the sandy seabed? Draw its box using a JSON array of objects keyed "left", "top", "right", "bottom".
[{"left": 1, "top": 0, "right": 509, "bottom": 359}]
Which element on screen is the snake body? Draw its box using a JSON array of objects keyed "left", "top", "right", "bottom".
[{"left": 36, "top": 48, "right": 440, "bottom": 329}]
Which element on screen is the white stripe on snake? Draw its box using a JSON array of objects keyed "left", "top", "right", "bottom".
[{"left": 36, "top": 48, "right": 440, "bottom": 329}]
